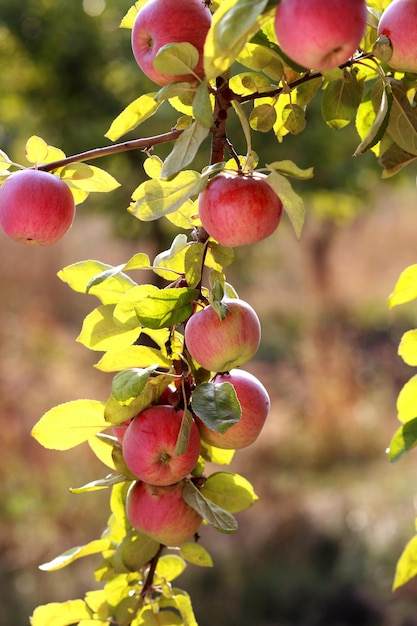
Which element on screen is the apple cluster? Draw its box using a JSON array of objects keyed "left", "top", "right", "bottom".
[{"left": 119, "top": 296, "right": 270, "bottom": 546}]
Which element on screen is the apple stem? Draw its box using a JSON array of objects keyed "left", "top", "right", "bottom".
[{"left": 140, "top": 543, "right": 165, "bottom": 599}]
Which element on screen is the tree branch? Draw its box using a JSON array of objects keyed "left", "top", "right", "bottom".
[{"left": 38, "top": 129, "right": 184, "bottom": 172}]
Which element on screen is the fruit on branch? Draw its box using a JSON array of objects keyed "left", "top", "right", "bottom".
[
  {"left": 195, "top": 369, "right": 271, "bottom": 449},
  {"left": 122, "top": 405, "right": 201, "bottom": 486},
  {"left": 377, "top": 0, "right": 417, "bottom": 73},
  {"left": 126, "top": 480, "right": 202, "bottom": 546},
  {"left": 131, "top": 0, "right": 212, "bottom": 86},
  {"left": 274, "top": 0, "right": 367, "bottom": 71},
  {"left": 184, "top": 298, "right": 261, "bottom": 373},
  {"left": 0, "top": 169, "right": 75, "bottom": 246},
  {"left": 198, "top": 173, "right": 283, "bottom": 248}
]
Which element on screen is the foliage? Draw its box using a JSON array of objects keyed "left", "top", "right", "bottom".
[{"left": 0, "top": 0, "right": 417, "bottom": 623}]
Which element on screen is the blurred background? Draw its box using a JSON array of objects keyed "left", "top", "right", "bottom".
[{"left": 1, "top": 1, "right": 417, "bottom": 625}]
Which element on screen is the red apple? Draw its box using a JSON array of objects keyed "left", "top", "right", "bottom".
[
  {"left": 122, "top": 405, "right": 201, "bottom": 486},
  {"left": 195, "top": 369, "right": 270, "bottom": 449},
  {"left": 377, "top": 0, "right": 417, "bottom": 73},
  {"left": 274, "top": 0, "right": 367, "bottom": 71},
  {"left": 0, "top": 169, "right": 75, "bottom": 246},
  {"left": 184, "top": 298, "right": 261, "bottom": 373},
  {"left": 126, "top": 480, "right": 202, "bottom": 546},
  {"left": 131, "top": 0, "right": 212, "bottom": 86},
  {"left": 198, "top": 173, "right": 283, "bottom": 248}
]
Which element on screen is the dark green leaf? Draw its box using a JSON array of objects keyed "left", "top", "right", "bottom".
[
  {"left": 114, "top": 529, "right": 160, "bottom": 573},
  {"left": 322, "top": 69, "right": 363, "bottom": 130},
  {"left": 182, "top": 480, "right": 238, "bottom": 533},
  {"left": 174, "top": 408, "right": 195, "bottom": 456},
  {"left": 191, "top": 382, "right": 241, "bottom": 434}
]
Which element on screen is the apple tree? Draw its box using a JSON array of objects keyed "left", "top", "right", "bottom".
[{"left": 0, "top": 0, "right": 417, "bottom": 624}]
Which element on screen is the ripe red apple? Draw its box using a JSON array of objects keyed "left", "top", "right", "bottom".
[
  {"left": 184, "top": 298, "right": 261, "bottom": 373},
  {"left": 126, "top": 480, "right": 202, "bottom": 546},
  {"left": 122, "top": 405, "right": 201, "bottom": 486},
  {"left": 195, "top": 369, "right": 271, "bottom": 449},
  {"left": 0, "top": 169, "right": 75, "bottom": 246},
  {"left": 377, "top": 0, "right": 417, "bottom": 73},
  {"left": 198, "top": 173, "right": 283, "bottom": 248},
  {"left": 274, "top": 0, "right": 367, "bottom": 71},
  {"left": 131, "top": 0, "right": 212, "bottom": 86}
]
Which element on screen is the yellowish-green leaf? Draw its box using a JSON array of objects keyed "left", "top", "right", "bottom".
[
  {"left": 143, "top": 155, "right": 163, "bottom": 179},
  {"left": 155, "top": 555, "right": 187, "bottom": 583},
  {"left": 388, "top": 265, "right": 417, "bottom": 308},
  {"left": 267, "top": 160, "right": 314, "bottom": 180},
  {"left": 266, "top": 170, "right": 305, "bottom": 238},
  {"left": 282, "top": 103, "right": 306, "bottom": 135},
  {"left": 229, "top": 71, "right": 272, "bottom": 97},
  {"left": 129, "top": 170, "right": 202, "bottom": 221},
  {"left": 113, "top": 284, "right": 162, "bottom": 329},
  {"left": 153, "top": 234, "right": 189, "bottom": 280},
  {"left": 0, "top": 149, "right": 12, "bottom": 171},
  {"left": 249, "top": 103, "right": 277, "bottom": 132},
  {"left": 200, "top": 440, "right": 235, "bottom": 465},
  {"left": 58, "top": 260, "right": 113, "bottom": 294},
  {"left": 399, "top": 330, "right": 417, "bottom": 366},
  {"left": 393, "top": 534, "right": 417, "bottom": 590},
  {"left": 200, "top": 471, "right": 258, "bottom": 513},
  {"left": 30, "top": 600, "right": 92, "bottom": 626},
  {"left": 39, "top": 539, "right": 112, "bottom": 572},
  {"left": 115, "top": 529, "right": 160, "bottom": 572},
  {"left": 161, "top": 122, "right": 210, "bottom": 179},
  {"left": 170, "top": 590, "right": 198, "bottom": 626},
  {"left": 180, "top": 542, "right": 213, "bottom": 567},
  {"left": 60, "top": 163, "right": 120, "bottom": 193},
  {"left": 96, "top": 345, "right": 172, "bottom": 372},
  {"left": 204, "top": 0, "right": 270, "bottom": 81},
  {"left": 397, "top": 375, "right": 417, "bottom": 424},
  {"left": 105, "top": 93, "right": 160, "bottom": 141},
  {"left": 153, "top": 42, "right": 199, "bottom": 76},
  {"left": 237, "top": 42, "right": 284, "bottom": 81},
  {"left": 31, "top": 400, "right": 107, "bottom": 450},
  {"left": 193, "top": 79, "right": 214, "bottom": 128},
  {"left": 387, "top": 417, "right": 417, "bottom": 462},
  {"left": 77, "top": 304, "right": 139, "bottom": 351},
  {"left": 89, "top": 434, "right": 118, "bottom": 469}
]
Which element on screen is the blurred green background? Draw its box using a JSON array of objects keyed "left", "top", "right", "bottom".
[{"left": 1, "top": 1, "right": 417, "bottom": 625}]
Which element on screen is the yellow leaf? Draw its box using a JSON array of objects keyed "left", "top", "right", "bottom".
[
  {"left": 77, "top": 305, "right": 140, "bottom": 351},
  {"left": 25, "top": 136, "right": 48, "bottom": 165},
  {"left": 31, "top": 400, "right": 107, "bottom": 450},
  {"left": 397, "top": 375, "right": 417, "bottom": 424},
  {"left": 39, "top": 539, "right": 112, "bottom": 571},
  {"left": 58, "top": 260, "right": 113, "bottom": 294},
  {"left": 105, "top": 93, "right": 160, "bottom": 141},
  {"left": 89, "top": 434, "right": 117, "bottom": 469},
  {"left": 30, "top": 600, "right": 92, "bottom": 626},
  {"left": 399, "top": 330, "right": 417, "bottom": 366},
  {"left": 95, "top": 345, "right": 172, "bottom": 372},
  {"left": 389, "top": 265, "right": 417, "bottom": 308},
  {"left": 393, "top": 534, "right": 417, "bottom": 590}
]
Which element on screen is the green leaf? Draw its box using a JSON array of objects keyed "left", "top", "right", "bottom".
[
  {"left": 112, "top": 366, "right": 158, "bottom": 405},
  {"left": 249, "top": 103, "right": 277, "bottom": 133},
  {"left": 184, "top": 243, "right": 205, "bottom": 288},
  {"left": 393, "top": 534, "right": 417, "bottom": 590},
  {"left": 397, "top": 375, "right": 417, "bottom": 424},
  {"left": 153, "top": 233, "right": 189, "bottom": 281},
  {"left": 31, "top": 400, "right": 107, "bottom": 450},
  {"left": 204, "top": 0, "right": 270, "bottom": 81},
  {"left": 182, "top": 480, "right": 238, "bottom": 533},
  {"left": 321, "top": 69, "right": 363, "bottom": 130},
  {"left": 180, "top": 542, "right": 213, "bottom": 567},
  {"left": 113, "top": 285, "right": 162, "bottom": 329},
  {"left": 399, "top": 330, "right": 417, "bottom": 366},
  {"left": 388, "top": 265, "right": 417, "bottom": 308},
  {"left": 153, "top": 42, "right": 199, "bottom": 76},
  {"left": 114, "top": 529, "right": 160, "bottom": 572},
  {"left": 30, "top": 600, "right": 92, "bottom": 626},
  {"left": 266, "top": 170, "right": 305, "bottom": 239},
  {"left": 387, "top": 80, "right": 417, "bottom": 155},
  {"left": 282, "top": 103, "right": 306, "bottom": 135},
  {"left": 39, "top": 539, "right": 112, "bottom": 572},
  {"left": 129, "top": 170, "right": 202, "bottom": 221},
  {"left": 104, "top": 374, "right": 174, "bottom": 424},
  {"left": 192, "top": 79, "right": 213, "bottom": 128},
  {"left": 175, "top": 408, "right": 195, "bottom": 456},
  {"left": 135, "top": 287, "right": 199, "bottom": 329},
  {"left": 387, "top": 418, "right": 417, "bottom": 462},
  {"left": 77, "top": 305, "right": 140, "bottom": 351},
  {"left": 161, "top": 122, "right": 210, "bottom": 179},
  {"left": 105, "top": 93, "right": 160, "bottom": 141},
  {"left": 191, "top": 382, "right": 241, "bottom": 433},
  {"left": 267, "top": 160, "right": 314, "bottom": 180},
  {"left": 200, "top": 471, "right": 258, "bottom": 513},
  {"left": 379, "top": 142, "right": 417, "bottom": 178}
]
